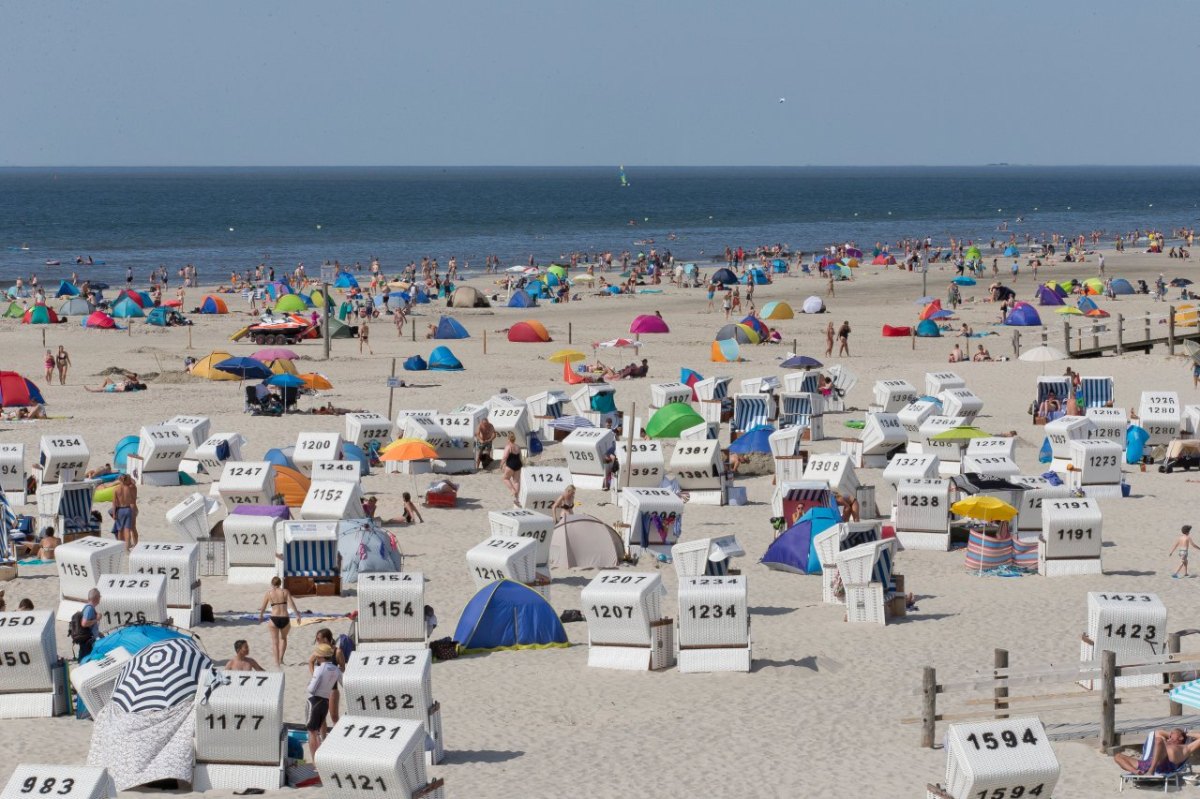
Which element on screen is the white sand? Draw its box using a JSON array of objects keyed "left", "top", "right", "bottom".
[{"left": 1, "top": 248, "right": 1197, "bottom": 798}]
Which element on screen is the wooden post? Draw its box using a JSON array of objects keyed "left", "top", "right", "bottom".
[
  {"left": 792, "top": 338, "right": 797, "bottom": 354},
  {"left": 922, "top": 666, "right": 938, "bottom": 748},
  {"left": 623, "top": 401, "right": 636, "bottom": 491},
  {"left": 993, "top": 648, "right": 1009, "bottom": 719},
  {"left": 568, "top": 322, "right": 572, "bottom": 344},
  {"left": 1040, "top": 329, "right": 1047, "bottom": 346},
  {"left": 41, "top": 329, "right": 45, "bottom": 348},
  {"left": 1101, "top": 649, "right": 1117, "bottom": 751},
  {"left": 1012, "top": 330, "right": 1020, "bottom": 357},
  {"left": 1144, "top": 313, "right": 1151, "bottom": 344},
  {"left": 1168, "top": 305, "right": 1176, "bottom": 355},
  {"left": 411, "top": 319, "right": 416, "bottom": 342},
  {"left": 386, "top": 358, "right": 397, "bottom": 420},
  {"left": 187, "top": 324, "right": 192, "bottom": 350},
  {"left": 483, "top": 329, "right": 487, "bottom": 355},
  {"left": 1115, "top": 313, "right": 1123, "bottom": 355},
  {"left": 322, "top": 282, "right": 331, "bottom": 361},
  {"left": 1091, "top": 324, "right": 1099, "bottom": 351},
  {"left": 1169, "top": 632, "right": 1183, "bottom": 716},
  {"left": 1062, "top": 320, "right": 1071, "bottom": 356}
]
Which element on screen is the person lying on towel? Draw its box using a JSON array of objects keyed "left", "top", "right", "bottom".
[{"left": 1114, "top": 728, "right": 1200, "bottom": 776}]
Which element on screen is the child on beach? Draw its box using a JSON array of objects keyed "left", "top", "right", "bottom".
[
  {"left": 401, "top": 492, "right": 423, "bottom": 524},
  {"left": 1169, "top": 525, "right": 1199, "bottom": 578}
]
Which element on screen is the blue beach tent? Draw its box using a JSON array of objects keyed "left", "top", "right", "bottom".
[
  {"left": 113, "top": 435, "right": 141, "bottom": 470},
  {"left": 1036, "top": 285, "right": 1064, "bottom": 306},
  {"left": 508, "top": 289, "right": 537, "bottom": 308},
  {"left": 1110, "top": 278, "right": 1134, "bottom": 296},
  {"left": 728, "top": 425, "right": 774, "bottom": 455},
  {"left": 111, "top": 297, "right": 145, "bottom": 318},
  {"left": 453, "top": 580, "right": 569, "bottom": 654},
  {"left": 433, "top": 316, "right": 469, "bottom": 339},
  {"left": 761, "top": 506, "right": 841, "bottom": 574},
  {"left": 403, "top": 354, "right": 428, "bottom": 371},
  {"left": 711, "top": 268, "right": 739, "bottom": 286},
  {"left": 55, "top": 280, "right": 80, "bottom": 297},
  {"left": 263, "top": 447, "right": 296, "bottom": 469},
  {"left": 1076, "top": 296, "right": 1099, "bottom": 312},
  {"left": 1003, "top": 245, "right": 1020, "bottom": 257},
  {"left": 743, "top": 267, "right": 769, "bottom": 285},
  {"left": 334, "top": 272, "right": 359, "bottom": 289},
  {"left": 1004, "top": 303, "right": 1042, "bottom": 326},
  {"left": 414, "top": 287, "right": 431, "bottom": 304},
  {"left": 915, "top": 319, "right": 941, "bottom": 337},
  {"left": 428, "top": 346, "right": 463, "bottom": 371}
]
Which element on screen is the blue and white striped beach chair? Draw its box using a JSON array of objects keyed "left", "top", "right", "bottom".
[
  {"left": 1080, "top": 376, "right": 1114, "bottom": 409},
  {"left": 1035, "top": 377, "right": 1071, "bottom": 422},
  {"left": 732, "top": 394, "right": 772, "bottom": 435},
  {"left": 284, "top": 533, "right": 341, "bottom": 594},
  {"left": 61, "top": 485, "right": 97, "bottom": 535},
  {"left": 779, "top": 393, "right": 817, "bottom": 429}
]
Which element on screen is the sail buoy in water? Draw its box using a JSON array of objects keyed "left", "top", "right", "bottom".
[{"left": 228, "top": 227, "right": 235, "bottom": 232}]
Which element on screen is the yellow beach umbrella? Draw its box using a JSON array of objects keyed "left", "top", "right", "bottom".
[
  {"left": 380, "top": 439, "right": 439, "bottom": 462},
  {"left": 1055, "top": 306, "right": 1083, "bottom": 315},
  {"left": 951, "top": 495, "right": 1018, "bottom": 522},
  {"left": 548, "top": 349, "right": 587, "bottom": 364},
  {"left": 299, "top": 372, "right": 333, "bottom": 390}
]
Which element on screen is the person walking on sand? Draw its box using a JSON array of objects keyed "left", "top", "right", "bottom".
[
  {"left": 358, "top": 317, "right": 373, "bottom": 354},
  {"left": 501, "top": 431, "right": 523, "bottom": 504},
  {"left": 259, "top": 576, "right": 301, "bottom": 667},
  {"left": 837, "top": 320, "right": 851, "bottom": 357},
  {"left": 1170, "top": 525, "right": 1199, "bottom": 578},
  {"left": 112, "top": 474, "right": 138, "bottom": 550},
  {"left": 305, "top": 645, "right": 341, "bottom": 761},
  {"left": 824, "top": 321, "right": 835, "bottom": 358},
  {"left": 43, "top": 350, "right": 54, "bottom": 383},
  {"left": 55, "top": 345, "right": 71, "bottom": 385},
  {"left": 826, "top": 271, "right": 835, "bottom": 297},
  {"left": 722, "top": 289, "right": 732, "bottom": 319}
]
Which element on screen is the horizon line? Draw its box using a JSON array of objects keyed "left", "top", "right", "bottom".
[{"left": 2, "top": 163, "right": 1200, "bottom": 170}]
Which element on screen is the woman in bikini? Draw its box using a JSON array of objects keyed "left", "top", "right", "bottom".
[
  {"left": 501, "top": 431, "right": 523, "bottom": 504},
  {"left": 259, "top": 576, "right": 301, "bottom": 667},
  {"left": 43, "top": 350, "right": 54, "bottom": 383},
  {"left": 55, "top": 346, "right": 72, "bottom": 385}
]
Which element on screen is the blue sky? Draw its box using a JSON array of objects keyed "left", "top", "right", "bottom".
[{"left": 1, "top": 0, "right": 1196, "bottom": 166}]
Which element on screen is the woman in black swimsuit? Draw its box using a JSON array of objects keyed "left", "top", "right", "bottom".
[
  {"left": 501, "top": 431, "right": 523, "bottom": 503},
  {"left": 258, "top": 576, "right": 301, "bottom": 667}
]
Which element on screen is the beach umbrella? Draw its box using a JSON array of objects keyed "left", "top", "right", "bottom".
[
  {"left": 595, "top": 338, "right": 641, "bottom": 349},
  {"left": 380, "top": 439, "right": 439, "bottom": 462},
  {"left": 1019, "top": 345, "right": 1068, "bottom": 363},
  {"left": 931, "top": 426, "right": 991, "bottom": 441},
  {"left": 1183, "top": 340, "right": 1200, "bottom": 364},
  {"left": 265, "top": 373, "right": 306, "bottom": 388},
  {"left": 952, "top": 276, "right": 976, "bottom": 286},
  {"left": 630, "top": 314, "right": 670, "bottom": 334},
  {"left": 548, "top": 349, "right": 587, "bottom": 364},
  {"left": 109, "top": 637, "right": 211, "bottom": 714},
  {"left": 950, "top": 496, "right": 1018, "bottom": 522},
  {"left": 1170, "top": 678, "right": 1200, "bottom": 711},
  {"left": 253, "top": 347, "right": 299, "bottom": 362},
  {"left": 1171, "top": 278, "right": 1193, "bottom": 287},
  {"left": 299, "top": 373, "right": 333, "bottom": 390},
  {"left": 928, "top": 309, "right": 955, "bottom": 320},
  {"left": 728, "top": 425, "right": 774, "bottom": 455},
  {"left": 214, "top": 357, "right": 272, "bottom": 380},
  {"left": 780, "top": 355, "right": 822, "bottom": 370},
  {"left": 1054, "top": 306, "right": 1083, "bottom": 315}
]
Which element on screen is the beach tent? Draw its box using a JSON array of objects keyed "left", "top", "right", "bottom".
[
  {"left": 1003, "top": 245, "right": 1020, "bottom": 257},
  {"left": 428, "top": 345, "right": 463, "bottom": 371},
  {"left": 760, "top": 301, "right": 794, "bottom": 320},
  {"left": 333, "top": 272, "right": 359, "bottom": 289},
  {"left": 739, "top": 316, "right": 769, "bottom": 340},
  {"left": 729, "top": 425, "right": 774, "bottom": 455},
  {"left": 715, "top": 323, "right": 760, "bottom": 345},
  {"left": 55, "top": 280, "right": 80, "bottom": 297},
  {"left": 801, "top": 296, "right": 825, "bottom": 314},
  {"left": 508, "top": 320, "right": 550, "bottom": 343},
  {"left": 646, "top": 403, "right": 704, "bottom": 439},
  {"left": 1082, "top": 278, "right": 1104, "bottom": 295},
  {"left": 1076, "top": 296, "right": 1099, "bottom": 312},
  {"left": 403, "top": 354, "right": 428, "bottom": 371},
  {"left": 710, "top": 268, "right": 738, "bottom": 286},
  {"left": 915, "top": 319, "right": 942, "bottom": 337},
  {"left": 22, "top": 306, "right": 60, "bottom": 325},
  {"left": 918, "top": 300, "right": 943, "bottom": 321},
  {"left": 743, "top": 267, "right": 769, "bottom": 285},
  {"left": 113, "top": 435, "right": 140, "bottom": 470},
  {"left": 871, "top": 254, "right": 896, "bottom": 265},
  {"left": 190, "top": 350, "right": 241, "bottom": 380},
  {"left": 881, "top": 324, "right": 912, "bottom": 337},
  {"left": 325, "top": 317, "right": 354, "bottom": 339},
  {"left": 198, "top": 295, "right": 228, "bottom": 314},
  {"left": 273, "top": 294, "right": 308, "bottom": 313},
  {"left": 549, "top": 514, "right": 623, "bottom": 569},
  {"left": 263, "top": 448, "right": 295, "bottom": 470},
  {"left": 111, "top": 297, "right": 145, "bottom": 318},
  {"left": 1110, "top": 278, "right": 1134, "bottom": 296},
  {"left": 433, "top": 316, "right": 470, "bottom": 339},
  {"left": 761, "top": 506, "right": 840, "bottom": 574},
  {"left": 711, "top": 338, "right": 741, "bottom": 362},
  {"left": 414, "top": 287, "right": 431, "bottom": 304},
  {"left": 1004, "top": 302, "right": 1043, "bottom": 326},
  {"left": 680, "top": 367, "right": 703, "bottom": 400},
  {"left": 449, "top": 285, "right": 489, "bottom": 308},
  {"left": 114, "top": 289, "right": 145, "bottom": 308},
  {"left": 453, "top": 580, "right": 568, "bottom": 654},
  {"left": 547, "top": 264, "right": 568, "bottom": 281},
  {"left": 1051, "top": 282, "right": 1070, "bottom": 297},
  {"left": 0, "top": 371, "right": 45, "bottom": 407},
  {"left": 264, "top": 282, "right": 290, "bottom": 301},
  {"left": 82, "top": 311, "right": 118, "bottom": 329},
  {"left": 630, "top": 314, "right": 669, "bottom": 334},
  {"left": 341, "top": 442, "right": 371, "bottom": 475},
  {"left": 338, "top": 520, "right": 402, "bottom": 583},
  {"left": 58, "top": 297, "right": 92, "bottom": 316},
  {"left": 507, "top": 289, "right": 537, "bottom": 308},
  {"left": 3, "top": 302, "right": 24, "bottom": 319},
  {"left": 266, "top": 358, "right": 297, "bottom": 375},
  {"left": 1036, "top": 285, "right": 1065, "bottom": 306},
  {"left": 271, "top": 465, "right": 310, "bottom": 507},
  {"left": 307, "top": 288, "right": 328, "bottom": 308}
]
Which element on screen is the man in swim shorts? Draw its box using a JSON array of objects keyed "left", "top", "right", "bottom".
[{"left": 1114, "top": 728, "right": 1200, "bottom": 775}]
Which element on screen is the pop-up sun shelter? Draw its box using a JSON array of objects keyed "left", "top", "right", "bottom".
[
  {"left": 403, "top": 354, "right": 428, "bottom": 371},
  {"left": 82, "top": 311, "right": 118, "bottom": 329},
  {"left": 508, "top": 320, "right": 550, "bottom": 342},
  {"left": 0, "top": 371, "right": 45, "bottom": 407},
  {"left": 1110, "top": 278, "right": 1134, "bottom": 295},
  {"left": 433, "top": 316, "right": 470, "bottom": 339},
  {"left": 915, "top": 319, "right": 941, "bottom": 337},
  {"left": 508, "top": 289, "right": 537, "bottom": 308},
  {"left": 449, "top": 285, "right": 489, "bottom": 307},
  {"left": 55, "top": 280, "right": 80, "bottom": 297},
  {"left": 428, "top": 346, "right": 463, "bottom": 371},
  {"left": 761, "top": 506, "right": 841, "bottom": 574},
  {"left": 1005, "top": 302, "right": 1043, "bottom": 326},
  {"left": 58, "top": 297, "right": 92, "bottom": 316},
  {"left": 645, "top": 403, "right": 704, "bottom": 439},
  {"left": 198, "top": 296, "right": 228, "bottom": 314},
  {"left": 22, "top": 306, "right": 59, "bottom": 325},
  {"left": 1036, "top": 285, "right": 1065, "bottom": 306},
  {"left": 111, "top": 297, "right": 145, "bottom": 318},
  {"left": 453, "top": 579, "right": 568, "bottom": 654},
  {"left": 710, "top": 268, "right": 738, "bottom": 286}
]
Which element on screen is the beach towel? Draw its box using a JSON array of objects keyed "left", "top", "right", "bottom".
[{"left": 88, "top": 702, "right": 195, "bottom": 790}]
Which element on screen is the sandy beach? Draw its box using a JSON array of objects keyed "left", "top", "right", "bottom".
[{"left": 1, "top": 245, "right": 1198, "bottom": 799}]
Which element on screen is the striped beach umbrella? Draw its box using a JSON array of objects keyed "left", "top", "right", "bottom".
[
  {"left": 110, "top": 637, "right": 212, "bottom": 713},
  {"left": 1170, "top": 678, "right": 1200, "bottom": 710}
]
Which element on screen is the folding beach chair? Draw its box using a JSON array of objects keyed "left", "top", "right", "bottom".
[{"left": 1118, "top": 731, "right": 1193, "bottom": 792}]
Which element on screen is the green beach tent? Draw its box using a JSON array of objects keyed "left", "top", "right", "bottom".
[
  {"left": 274, "top": 293, "right": 309, "bottom": 313},
  {"left": 645, "top": 403, "right": 705, "bottom": 439},
  {"left": 327, "top": 317, "right": 356, "bottom": 339},
  {"left": 3, "top": 302, "right": 24, "bottom": 319}
]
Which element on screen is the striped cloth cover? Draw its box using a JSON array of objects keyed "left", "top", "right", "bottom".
[
  {"left": 1036, "top": 377, "right": 1071, "bottom": 405},
  {"left": 62, "top": 486, "right": 97, "bottom": 534},
  {"left": 709, "top": 380, "right": 729, "bottom": 400},
  {"left": 544, "top": 398, "right": 564, "bottom": 419},
  {"left": 1079, "top": 377, "right": 1114, "bottom": 408},
  {"left": 780, "top": 394, "right": 815, "bottom": 428},
  {"left": 285, "top": 540, "right": 338, "bottom": 577},
  {"left": 733, "top": 395, "right": 770, "bottom": 433},
  {"left": 797, "top": 373, "right": 820, "bottom": 394},
  {"left": 872, "top": 545, "right": 896, "bottom": 594},
  {"left": 965, "top": 529, "right": 1013, "bottom": 571},
  {"left": 1011, "top": 533, "right": 1039, "bottom": 569}
]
